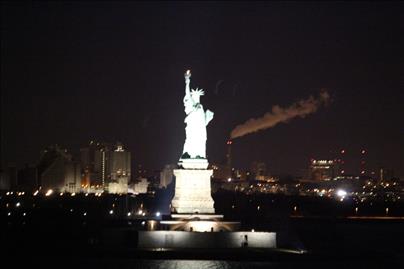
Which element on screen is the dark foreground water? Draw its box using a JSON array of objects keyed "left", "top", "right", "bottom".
[{"left": 2, "top": 193, "right": 404, "bottom": 268}]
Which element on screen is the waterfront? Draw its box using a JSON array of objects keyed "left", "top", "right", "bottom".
[{"left": 2, "top": 191, "right": 403, "bottom": 266}]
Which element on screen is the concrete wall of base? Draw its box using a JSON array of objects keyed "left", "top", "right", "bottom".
[{"left": 137, "top": 231, "right": 276, "bottom": 249}]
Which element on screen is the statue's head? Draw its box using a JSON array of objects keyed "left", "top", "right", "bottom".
[{"left": 190, "top": 88, "right": 204, "bottom": 104}]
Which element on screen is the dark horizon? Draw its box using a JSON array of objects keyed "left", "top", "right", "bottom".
[{"left": 1, "top": 2, "right": 403, "bottom": 176}]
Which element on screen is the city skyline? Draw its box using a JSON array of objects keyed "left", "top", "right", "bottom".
[{"left": 1, "top": 2, "right": 403, "bottom": 177}]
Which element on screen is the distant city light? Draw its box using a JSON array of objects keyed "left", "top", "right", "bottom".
[
  {"left": 155, "top": 212, "right": 161, "bottom": 217},
  {"left": 109, "top": 210, "right": 114, "bottom": 215},
  {"left": 138, "top": 210, "right": 143, "bottom": 215},
  {"left": 251, "top": 229, "right": 255, "bottom": 232},
  {"left": 45, "top": 189, "right": 53, "bottom": 196},
  {"left": 83, "top": 212, "right": 87, "bottom": 216},
  {"left": 127, "top": 212, "right": 132, "bottom": 217},
  {"left": 33, "top": 190, "right": 39, "bottom": 196},
  {"left": 16, "top": 202, "right": 21, "bottom": 207},
  {"left": 7, "top": 212, "right": 11, "bottom": 216},
  {"left": 23, "top": 212, "right": 26, "bottom": 216},
  {"left": 141, "top": 221, "right": 146, "bottom": 225},
  {"left": 227, "top": 178, "right": 232, "bottom": 182},
  {"left": 71, "top": 192, "right": 76, "bottom": 196},
  {"left": 336, "top": 189, "right": 347, "bottom": 197}
]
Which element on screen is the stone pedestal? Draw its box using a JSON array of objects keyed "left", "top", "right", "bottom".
[{"left": 171, "top": 160, "right": 215, "bottom": 214}]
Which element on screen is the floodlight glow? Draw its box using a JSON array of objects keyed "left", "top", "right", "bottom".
[
  {"left": 336, "top": 189, "right": 347, "bottom": 197},
  {"left": 45, "top": 189, "right": 53, "bottom": 196},
  {"left": 188, "top": 221, "right": 217, "bottom": 232}
]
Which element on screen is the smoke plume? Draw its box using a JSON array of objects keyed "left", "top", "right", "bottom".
[{"left": 230, "top": 90, "right": 330, "bottom": 139}]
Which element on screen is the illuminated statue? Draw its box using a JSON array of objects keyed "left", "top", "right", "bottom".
[
  {"left": 172, "top": 70, "right": 216, "bottom": 213},
  {"left": 181, "top": 70, "right": 214, "bottom": 159}
]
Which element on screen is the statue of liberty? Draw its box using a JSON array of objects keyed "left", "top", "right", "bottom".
[{"left": 181, "top": 70, "right": 214, "bottom": 159}]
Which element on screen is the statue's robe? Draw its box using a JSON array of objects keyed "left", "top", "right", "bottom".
[{"left": 183, "top": 104, "right": 207, "bottom": 158}]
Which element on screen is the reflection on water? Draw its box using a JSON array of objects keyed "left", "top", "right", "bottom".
[
  {"left": 141, "top": 260, "right": 232, "bottom": 269},
  {"left": 76, "top": 259, "right": 398, "bottom": 269},
  {"left": 78, "top": 259, "right": 279, "bottom": 269},
  {"left": 129, "top": 260, "right": 274, "bottom": 269}
]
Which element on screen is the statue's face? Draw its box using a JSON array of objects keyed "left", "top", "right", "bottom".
[{"left": 191, "top": 94, "right": 200, "bottom": 104}]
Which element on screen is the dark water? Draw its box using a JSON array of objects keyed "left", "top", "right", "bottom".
[{"left": 2, "top": 193, "right": 404, "bottom": 268}]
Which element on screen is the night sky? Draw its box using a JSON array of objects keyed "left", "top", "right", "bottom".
[{"left": 1, "top": 2, "right": 403, "bottom": 177}]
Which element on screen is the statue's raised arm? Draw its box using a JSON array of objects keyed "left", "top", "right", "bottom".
[{"left": 183, "top": 70, "right": 193, "bottom": 108}]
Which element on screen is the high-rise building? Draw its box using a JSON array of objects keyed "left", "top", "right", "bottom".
[
  {"left": 107, "top": 142, "right": 131, "bottom": 181},
  {"left": 80, "top": 140, "right": 107, "bottom": 188},
  {"left": 17, "top": 164, "right": 38, "bottom": 192},
  {"left": 38, "top": 145, "right": 81, "bottom": 192},
  {"left": 309, "top": 159, "right": 339, "bottom": 181},
  {"left": 80, "top": 141, "right": 131, "bottom": 193},
  {"left": 107, "top": 142, "right": 131, "bottom": 194}
]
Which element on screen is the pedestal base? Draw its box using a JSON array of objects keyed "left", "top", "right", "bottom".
[
  {"left": 171, "top": 167, "right": 215, "bottom": 214},
  {"left": 137, "top": 230, "right": 277, "bottom": 248}
]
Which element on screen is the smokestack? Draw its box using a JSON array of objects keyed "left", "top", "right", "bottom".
[
  {"left": 230, "top": 90, "right": 330, "bottom": 139},
  {"left": 226, "top": 140, "right": 232, "bottom": 179}
]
